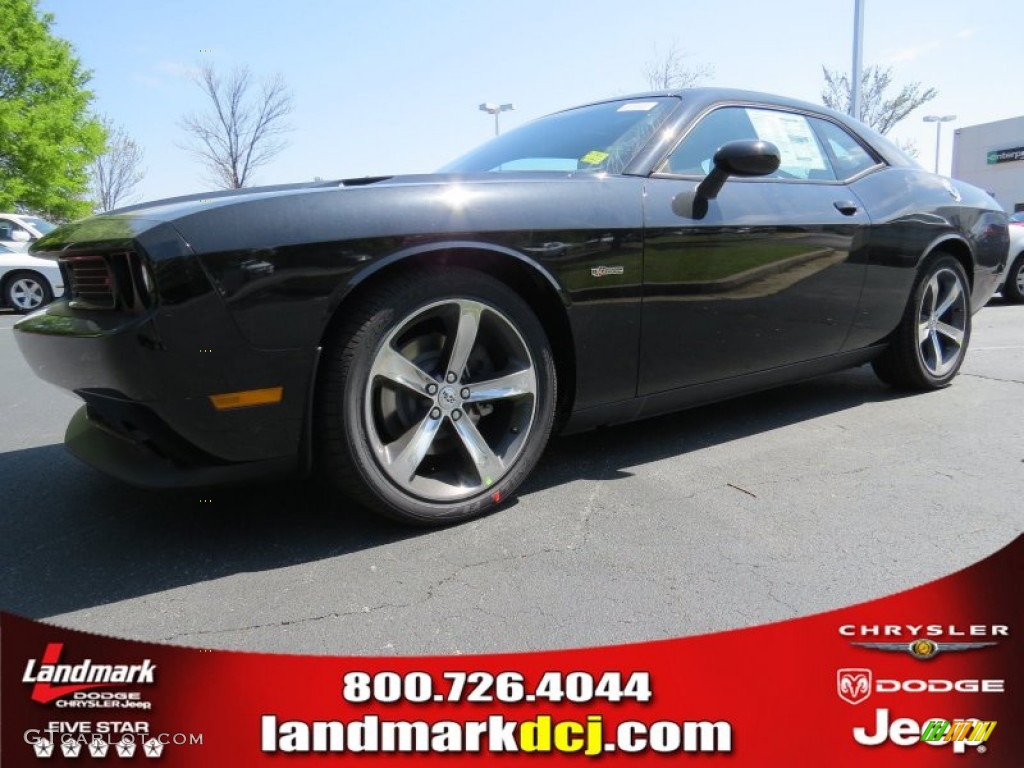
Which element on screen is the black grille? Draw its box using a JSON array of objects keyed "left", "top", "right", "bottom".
[
  {"left": 61, "top": 251, "right": 152, "bottom": 311},
  {"left": 64, "top": 255, "right": 116, "bottom": 309}
]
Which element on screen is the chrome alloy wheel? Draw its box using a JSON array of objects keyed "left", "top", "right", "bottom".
[
  {"left": 1015, "top": 261, "right": 1024, "bottom": 295},
  {"left": 10, "top": 277, "right": 45, "bottom": 311},
  {"left": 363, "top": 299, "right": 538, "bottom": 502},
  {"left": 917, "top": 267, "right": 967, "bottom": 377}
]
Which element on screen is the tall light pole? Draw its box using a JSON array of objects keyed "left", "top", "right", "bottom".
[
  {"left": 923, "top": 114, "right": 956, "bottom": 174},
  {"left": 850, "top": 0, "right": 864, "bottom": 121},
  {"left": 479, "top": 102, "right": 515, "bottom": 136}
]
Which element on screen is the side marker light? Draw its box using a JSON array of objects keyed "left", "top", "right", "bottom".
[{"left": 209, "top": 386, "right": 283, "bottom": 410}]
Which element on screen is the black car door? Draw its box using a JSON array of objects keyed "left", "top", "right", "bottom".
[{"left": 638, "top": 105, "right": 871, "bottom": 395}]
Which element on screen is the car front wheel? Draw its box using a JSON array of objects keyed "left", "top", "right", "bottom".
[
  {"left": 318, "top": 268, "right": 557, "bottom": 525},
  {"left": 4, "top": 271, "right": 53, "bottom": 313},
  {"left": 872, "top": 252, "right": 971, "bottom": 389}
]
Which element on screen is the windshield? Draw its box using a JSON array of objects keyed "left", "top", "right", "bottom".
[
  {"left": 441, "top": 97, "right": 679, "bottom": 175},
  {"left": 22, "top": 216, "right": 56, "bottom": 233}
]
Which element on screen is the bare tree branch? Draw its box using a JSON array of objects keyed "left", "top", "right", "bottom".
[
  {"left": 90, "top": 118, "right": 145, "bottom": 212},
  {"left": 644, "top": 41, "right": 712, "bottom": 91},
  {"left": 892, "top": 136, "right": 921, "bottom": 159},
  {"left": 821, "top": 65, "right": 937, "bottom": 134},
  {"left": 180, "top": 63, "right": 294, "bottom": 189}
]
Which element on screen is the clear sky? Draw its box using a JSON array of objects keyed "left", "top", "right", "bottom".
[{"left": 39, "top": 0, "right": 1022, "bottom": 203}]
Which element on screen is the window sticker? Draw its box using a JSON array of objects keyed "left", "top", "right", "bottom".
[
  {"left": 580, "top": 150, "right": 610, "bottom": 165},
  {"left": 617, "top": 101, "right": 659, "bottom": 112},
  {"left": 747, "top": 110, "right": 828, "bottom": 171}
]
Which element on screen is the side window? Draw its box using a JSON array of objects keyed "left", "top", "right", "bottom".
[
  {"left": 0, "top": 220, "right": 13, "bottom": 240},
  {"left": 810, "top": 118, "right": 881, "bottom": 179},
  {"left": 662, "top": 107, "right": 836, "bottom": 181},
  {"left": 745, "top": 109, "right": 835, "bottom": 180},
  {"left": 662, "top": 108, "right": 757, "bottom": 176}
]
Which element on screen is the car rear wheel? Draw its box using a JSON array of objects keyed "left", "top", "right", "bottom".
[
  {"left": 1002, "top": 252, "right": 1024, "bottom": 303},
  {"left": 4, "top": 271, "right": 52, "bottom": 313},
  {"left": 871, "top": 252, "right": 971, "bottom": 390},
  {"left": 318, "top": 268, "right": 557, "bottom": 525}
]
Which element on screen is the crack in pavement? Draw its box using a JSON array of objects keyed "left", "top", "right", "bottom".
[
  {"left": 571, "top": 467, "right": 607, "bottom": 551},
  {"left": 962, "top": 373, "right": 1024, "bottom": 385},
  {"left": 162, "top": 545, "right": 574, "bottom": 645},
  {"left": 715, "top": 551, "right": 801, "bottom": 617},
  {"left": 423, "top": 547, "right": 564, "bottom": 601},
  {"left": 741, "top": 465, "right": 873, "bottom": 491},
  {"left": 161, "top": 602, "right": 416, "bottom": 643}
]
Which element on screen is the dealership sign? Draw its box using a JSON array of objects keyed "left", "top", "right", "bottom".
[
  {"left": 987, "top": 146, "right": 1024, "bottom": 164},
  {"left": 3, "top": 536, "right": 1021, "bottom": 765}
]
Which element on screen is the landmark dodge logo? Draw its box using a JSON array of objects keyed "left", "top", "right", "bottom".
[
  {"left": 836, "top": 668, "right": 1004, "bottom": 705},
  {"left": 22, "top": 643, "right": 156, "bottom": 704}
]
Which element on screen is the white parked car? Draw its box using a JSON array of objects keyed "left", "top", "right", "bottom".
[
  {"left": 0, "top": 243, "right": 65, "bottom": 313},
  {"left": 0, "top": 212, "right": 56, "bottom": 252},
  {"left": 999, "top": 222, "right": 1024, "bottom": 303}
]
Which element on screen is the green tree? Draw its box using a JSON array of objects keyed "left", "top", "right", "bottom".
[{"left": 0, "top": 0, "right": 105, "bottom": 219}]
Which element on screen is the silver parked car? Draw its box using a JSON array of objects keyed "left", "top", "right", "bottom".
[
  {"left": 998, "top": 222, "right": 1024, "bottom": 303},
  {"left": 0, "top": 213, "right": 56, "bottom": 252},
  {"left": 0, "top": 243, "right": 65, "bottom": 313}
]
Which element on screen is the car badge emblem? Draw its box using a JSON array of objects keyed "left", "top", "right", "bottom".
[
  {"left": 439, "top": 387, "right": 459, "bottom": 409},
  {"left": 837, "top": 668, "right": 872, "bottom": 705},
  {"left": 850, "top": 638, "right": 997, "bottom": 660},
  {"left": 591, "top": 266, "right": 624, "bottom": 278}
]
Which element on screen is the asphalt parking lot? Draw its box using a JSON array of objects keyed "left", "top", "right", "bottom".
[{"left": 1, "top": 301, "right": 1021, "bottom": 655}]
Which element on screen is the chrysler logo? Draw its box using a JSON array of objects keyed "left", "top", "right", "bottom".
[
  {"left": 850, "top": 638, "right": 996, "bottom": 660},
  {"left": 838, "top": 668, "right": 872, "bottom": 705}
]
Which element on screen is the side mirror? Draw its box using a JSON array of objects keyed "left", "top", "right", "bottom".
[
  {"left": 696, "top": 140, "right": 781, "bottom": 202},
  {"left": 11, "top": 229, "right": 31, "bottom": 242}
]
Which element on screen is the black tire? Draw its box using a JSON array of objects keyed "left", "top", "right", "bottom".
[
  {"left": 1002, "top": 252, "right": 1024, "bottom": 303},
  {"left": 318, "top": 268, "right": 557, "bottom": 525},
  {"left": 3, "top": 270, "right": 53, "bottom": 313},
  {"left": 872, "top": 252, "right": 971, "bottom": 390}
]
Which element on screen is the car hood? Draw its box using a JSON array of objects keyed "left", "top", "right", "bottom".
[
  {"left": 31, "top": 171, "right": 605, "bottom": 255},
  {"left": 102, "top": 172, "right": 584, "bottom": 221}
]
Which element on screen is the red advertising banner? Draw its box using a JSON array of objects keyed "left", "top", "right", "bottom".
[{"left": 3, "top": 535, "right": 1021, "bottom": 765}]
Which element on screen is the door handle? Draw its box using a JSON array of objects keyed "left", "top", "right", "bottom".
[{"left": 833, "top": 200, "right": 859, "bottom": 216}]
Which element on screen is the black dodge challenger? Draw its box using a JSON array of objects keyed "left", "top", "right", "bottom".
[{"left": 14, "top": 89, "right": 1008, "bottom": 524}]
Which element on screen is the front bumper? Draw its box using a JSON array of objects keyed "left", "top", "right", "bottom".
[
  {"left": 14, "top": 298, "right": 318, "bottom": 487},
  {"left": 65, "top": 405, "right": 298, "bottom": 489}
]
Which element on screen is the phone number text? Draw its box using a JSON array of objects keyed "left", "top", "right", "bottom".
[{"left": 342, "top": 671, "right": 652, "bottom": 705}]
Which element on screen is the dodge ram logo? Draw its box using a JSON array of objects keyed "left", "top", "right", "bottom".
[{"left": 838, "top": 668, "right": 872, "bottom": 705}]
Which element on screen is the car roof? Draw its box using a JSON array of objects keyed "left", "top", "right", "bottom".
[
  {"left": 574, "top": 87, "right": 842, "bottom": 120},
  {"left": 567, "top": 87, "right": 916, "bottom": 169}
]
